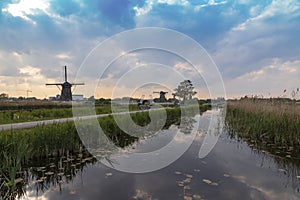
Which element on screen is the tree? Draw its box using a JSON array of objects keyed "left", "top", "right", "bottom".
[
  {"left": 174, "top": 80, "right": 197, "bottom": 102},
  {"left": 0, "top": 93, "right": 8, "bottom": 99}
]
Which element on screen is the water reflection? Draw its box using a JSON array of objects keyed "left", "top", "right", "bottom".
[
  {"left": 95, "top": 108, "right": 202, "bottom": 173},
  {"left": 226, "top": 124, "right": 300, "bottom": 194}
]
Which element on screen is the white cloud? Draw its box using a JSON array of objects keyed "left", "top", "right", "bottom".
[
  {"left": 157, "top": 0, "right": 189, "bottom": 6},
  {"left": 19, "top": 66, "right": 41, "bottom": 76},
  {"left": 194, "top": 0, "right": 227, "bottom": 12},
  {"left": 133, "top": 0, "right": 191, "bottom": 16},
  {"left": 55, "top": 53, "right": 73, "bottom": 60},
  {"left": 225, "top": 59, "right": 300, "bottom": 98},
  {"left": 2, "top": 0, "right": 50, "bottom": 23},
  {"left": 233, "top": 0, "right": 300, "bottom": 31},
  {"left": 174, "top": 62, "right": 194, "bottom": 72},
  {"left": 133, "top": 0, "right": 154, "bottom": 16}
]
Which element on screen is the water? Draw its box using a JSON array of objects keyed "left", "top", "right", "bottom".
[{"left": 9, "top": 110, "right": 300, "bottom": 199}]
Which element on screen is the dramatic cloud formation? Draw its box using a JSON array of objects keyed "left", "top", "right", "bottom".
[{"left": 0, "top": 0, "right": 299, "bottom": 99}]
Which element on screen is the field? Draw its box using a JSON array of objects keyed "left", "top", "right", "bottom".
[{"left": 0, "top": 102, "right": 138, "bottom": 124}]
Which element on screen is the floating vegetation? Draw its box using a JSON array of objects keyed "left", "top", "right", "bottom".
[
  {"left": 175, "top": 169, "right": 207, "bottom": 200},
  {"left": 178, "top": 182, "right": 184, "bottom": 187},
  {"left": 184, "top": 196, "right": 192, "bottom": 200},
  {"left": 193, "top": 194, "right": 202, "bottom": 199},
  {"left": 183, "top": 178, "right": 192, "bottom": 183},
  {"left": 183, "top": 185, "right": 191, "bottom": 190},
  {"left": 132, "top": 189, "right": 154, "bottom": 200},
  {"left": 202, "top": 179, "right": 212, "bottom": 184},
  {"left": 105, "top": 173, "right": 113, "bottom": 177},
  {"left": 202, "top": 178, "right": 218, "bottom": 186},
  {"left": 185, "top": 174, "right": 193, "bottom": 178}
]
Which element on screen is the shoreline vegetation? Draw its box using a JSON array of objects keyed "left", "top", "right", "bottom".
[
  {"left": 0, "top": 104, "right": 210, "bottom": 199},
  {"left": 226, "top": 98, "right": 300, "bottom": 154}
]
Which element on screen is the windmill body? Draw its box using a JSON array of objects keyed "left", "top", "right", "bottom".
[
  {"left": 153, "top": 91, "right": 168, "bottom": 102},
  {"left": 46, "top": 66, "right": 84, "bottom": 101}
]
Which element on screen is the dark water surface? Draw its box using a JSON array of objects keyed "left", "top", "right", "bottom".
[{"left": 20, "top": 110, "right": 300, "bottom": 200}]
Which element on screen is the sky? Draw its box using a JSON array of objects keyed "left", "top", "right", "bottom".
[{"left": 0, "top": 0, "right": 299, "bottom": 99}]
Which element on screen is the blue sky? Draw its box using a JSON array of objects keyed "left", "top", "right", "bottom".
[{"left": 0, "top": 0, "right": 299, "bottom": 99}]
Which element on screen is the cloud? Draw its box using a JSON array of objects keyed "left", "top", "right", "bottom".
[
  {"left": 233, "top": 0, "right": 300, "bottom": 31},
  {"left": 2, "top": 0, "right": 50, "bottom": 23},
  {"left": 19, "top": 65, "right": 41, "bottom": 76},
  {"left": 226, "top": 59, "right": 300, "bottom": 98},
  {"left": 212, "top": 0, "right": 300, "bottom": 79},
  {"left": 0, "top": 0, "right": 299, "bottom": 98}
]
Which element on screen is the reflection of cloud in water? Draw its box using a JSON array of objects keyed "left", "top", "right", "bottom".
[
  {"left": 232, "top": 174, "right": 295, "bottom": 199},
  {"left": 203, "top": 133, "right": 300, "bottom": 200},
  {"left": 95, "top": 109, "right": 225, "bottom": 173},
  {"left": 99, "top": 112, "right": 203, "bottom": 173}
]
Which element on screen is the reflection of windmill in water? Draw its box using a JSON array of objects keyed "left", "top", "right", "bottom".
[{"left": 46, "top": 66, "right": 84, "bottom": 101}]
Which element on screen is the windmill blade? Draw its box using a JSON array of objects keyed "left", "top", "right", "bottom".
[{"left": 46, "top": 83, "right": 63, "bottom": 85}]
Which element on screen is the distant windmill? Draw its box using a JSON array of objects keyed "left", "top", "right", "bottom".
[
  {"left": 153, "top": 91, "right": 168, "bottom": 102},
  {"left": 46, "top": 66, "right": 84, "bottom": 101}
]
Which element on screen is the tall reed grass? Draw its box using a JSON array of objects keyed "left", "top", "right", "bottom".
[{"left": 226, "top": 98, "right": 300, "bottom": 148}]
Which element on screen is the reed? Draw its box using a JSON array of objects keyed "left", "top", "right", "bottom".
[{"left": 226, "top": 98, "right": 300, "bottom": 149}]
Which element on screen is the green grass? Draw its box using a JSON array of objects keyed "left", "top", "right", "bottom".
[{"left": 0, "top": 104, "right": 138, "bottom": 125}]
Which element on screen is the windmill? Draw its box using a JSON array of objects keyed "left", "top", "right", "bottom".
[
  {"left": 46, "top": 66, "right": 84, "bottom": 101},
  {"left": 153, "top": 91, "right": 168, "bottom": 102}
]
